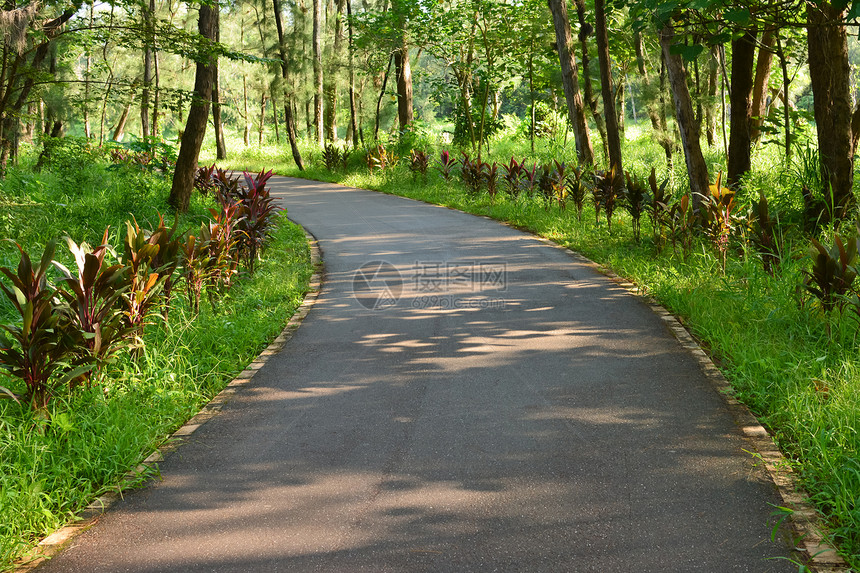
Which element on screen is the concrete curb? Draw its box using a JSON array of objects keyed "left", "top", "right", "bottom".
[{"left": 13, "top": 226, "right": 324, "bottom": 573}]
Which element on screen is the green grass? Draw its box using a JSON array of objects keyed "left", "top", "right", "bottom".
[
  {"left": 213, "top": 127, "right": 860, "bottom": 567},
  {"left": 0, "top": 149, "right": 313, "bottom": 571}
]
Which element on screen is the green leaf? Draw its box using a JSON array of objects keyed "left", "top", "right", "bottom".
[
  {"left": 723, "top": 7, "right": 751, "bottom": 24},
  {"left": 670, "top": 43, "right": 704, "bottom": 61}
]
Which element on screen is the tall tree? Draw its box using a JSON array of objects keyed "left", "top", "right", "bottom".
[
  {"left": 313, "top": 0, "right": 324, "bottom": 144},
  {"left": 749, "top": 28, "right": 774, "bottom": 144},
  {"left": 168, "top": 2, "right": 218, "bottom": 213},
  {"left": 727, "top": 28, "right": 756, "bottom": 189},
  {"left": 594, "top": 0, "right": 622, "bottom": 178},
  {"left": 548, "top": 0, "right": 593, "bottom": 165},
  {"left": 807, "top": 0, "right": 856, "bottom": 215},
  {"left": 347, "top": 0, "right": 359, "bottom": 146},
  {"left": 212, "top": 7, "right": 227, "bottom": 160},
  {"left": 660, "top": 24, "right": 709, "bottom": 206},
  {"left": 141, "top": 0, "right": 154, "bottom": 139},
  {"left": 323, "top": 0, "right": 346, "bottom": 141},
  {"left": 273, "top": 0, "right": 305, "bottom": 169}
]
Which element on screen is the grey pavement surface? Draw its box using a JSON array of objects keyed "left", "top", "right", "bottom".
[{"left": 37, "top": 177, "right": 797, "bottom": 572}]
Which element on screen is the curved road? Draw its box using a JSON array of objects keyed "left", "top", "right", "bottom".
[{"left": 38, "top": 177, "right": 795, "bottom": 572}]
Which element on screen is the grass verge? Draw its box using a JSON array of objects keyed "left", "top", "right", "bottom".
[{"left": 0, "top": 152, "right": 313, "bottom": 571}]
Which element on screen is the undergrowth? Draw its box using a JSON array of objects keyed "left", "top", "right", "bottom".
[{"left": 0, "top": 149, "right": 313, "bottom": 570}]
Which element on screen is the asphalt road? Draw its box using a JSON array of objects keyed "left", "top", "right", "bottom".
[{"left": 37, "top": 177, "right": 796, "bottom": 572}]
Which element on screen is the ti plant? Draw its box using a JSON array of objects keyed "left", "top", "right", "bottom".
[
  {"left": 624, "top": 170, "right": 650, "bottom": 243},
  {"left": 749, "top": 190, "right": 783, "bottom": 276},
  {"left": 322, "top": 143, "right": 350, "bottom": 171},
  {"left": 484, "top": 161, "right": 499, "bottom": 201},
  {"left": 194, "top": 164, "right": 217, "bottom": 196},
  {"left": 122, "top": 220, "right": 166, "bottom": 343},
  {"left": 146, "top": 214, "right": 183, "bottom": 317},
  {"left": 212, "top": 168, "right": 241, "bottom": 209},
  {"left": 566, "top": 166, "right": 589, "bottom": 221},
  {"left": 700, "top": 171, "right": 738, "bottom": 270},
  {"left": 647, "top": 167, "right": 670, "bottom": 249},
  {"left": 366, "top": 144, "right": 395, "bottom": 173},
  {"left": 551, "top": 160, "right": 569, "bottom": 210},
  {"left": 537, "top": 163, "right": 554, "bottom": 208},
  {"left": 521, "top": 161, "right": 538, "bottom": 196},
  {"left": 804, "top": 233, "right": 857, "bottom": 315},
  {"left": 459, "top": 152, "right": 484, "bottom": 196},
  {"left": 594, "top": 166, "right": 620, "bottom": 232},
  {"left": 501, "top": 157, "right": 523, "bottom": 198},
  {"left": 53, "top": 229, "right": 130, "bottom": 385},
  {"left": 409, "top": 149, "right": 430, "bottom": 181},
  {"left": 435, "top": 150, "right": 457, "bottom": 182},
  {"left": 0, "top": 241, "right": 91, "bottom": 412},
  {"left": 236, "top": 170, "right": 281, "bottom": 274},
  {"left": 667, "top": 194, "right": 695, "bottom": 258}
]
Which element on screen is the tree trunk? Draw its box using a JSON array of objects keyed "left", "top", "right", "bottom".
[
  {"left": 259, "top": 93, "right": 267, "bottom": 145},
  {"left": 212, "top": 9, "right": 227, "bottom": 160},
  {"left": 374, "top": 54, "right": 393, "bottom": 140},
  {"left": 660, "top": 25, "right": 709, "bottom": 206},
  {"left": 572, "top": 0, "right": 608, "bottom": 162},
  {"left": 152, "top": 21, "right": 160, "bottom": 137},
  {"left": 273, "top": 0, "right": 305, "bottom": 169},
  {"left": 242, "top": 74, "right": 251, "bottom": 145},
  {"left": 594, "top": 0, "right": 622, "bottom": 178},
  {"left": 272, "top": 90, "right": 280, "bottom": 143},
  {"left": 347, "top": 0, "right": 359, "bottom": 147},
  {"left": 705, "top": 45, "right": 718, "bottom": 147},
  {"left": 750, "top": 29, "right": 774, "bottom": 143},
  {"left": 141, "top": 0, "right": 153, "bottom": 139},
  {"left": 168, "top": 3, "right": 217, "bottom": 213},
  {"left": 775, "top": 30, "right": 792, "bottom": 160},
  {"left": 548, "top": 0, "right": 593, "bottom": 165},
  {"left": 727, "top": 28, "right": 756, "bottom": 189},
  {"left": 313, "top": 0, "right": 323, "bottom": 144},
  {"left": 394, "top": 39, "right": 413, "bottom": 132},
  {"left": 807, "top": 1, "right": 854, "bottom": 214},
  {"left": 112, "top": 90, "right": 135, "bottom": 141},
  {"left": 323, "top": 0, "right": 346, "bottom": 141}
]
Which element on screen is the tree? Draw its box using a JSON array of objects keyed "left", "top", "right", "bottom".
[
  {"left": 323, "top": 0, "right": 346, "bottom": 141},
  {"left": 313, "top": 0, "right": 323, "bottom": 144},
  {"left": 168, "top": 2, "right": 218, "bottom": 213},
  {"left": 548, "top": 0, "right": 593, "bottom": 165},
  {"left": 594, "top": 0, "right": 622, "bottom": 178},
  {"left": 273, "top": 0, "right": 305, "bottom": 169},
  {"left": 727, "top": 27, "right": 756, "bottom": 189},
  {"left": 659, "top": 24, "right": 709, "bottom": 205},
  {"left": 213, "top": 7, "right": 227, "bottom": 160},
  {"left": 807, "top": 0, "right": 856, "bottom": 215}
]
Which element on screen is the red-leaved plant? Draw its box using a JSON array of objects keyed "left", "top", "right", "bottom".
[{"left": 0, "top": 241, "right": 92, "bottom": 411}]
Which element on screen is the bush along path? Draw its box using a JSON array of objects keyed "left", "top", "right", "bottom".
[
  {"left": 221, "top": 142, "right": 860, "bottom": 569},
  {"left": 0, "top": 165, "right": 314, "bottom": 571}
]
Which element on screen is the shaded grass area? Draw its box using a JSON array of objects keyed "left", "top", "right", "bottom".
[
  {"left": 0, "top": 154, "right": 313, "bottom": 570},
  {"left": 216, "top": 136, "right": 860, "bottom": 567}
]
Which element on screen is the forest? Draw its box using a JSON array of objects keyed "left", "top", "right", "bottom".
[{"left": 5, "top": 0, "right": 860, "bottom": 570}]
